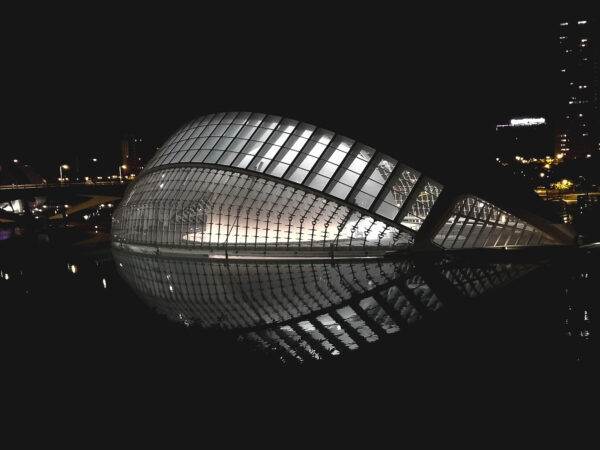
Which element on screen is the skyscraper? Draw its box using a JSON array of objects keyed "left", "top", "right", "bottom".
[
  {"left": 556, "top": 18, "right": 599, "bottom": 159},
  {"left": 120, "top": 134, "right": 144, "bottom": 173}
]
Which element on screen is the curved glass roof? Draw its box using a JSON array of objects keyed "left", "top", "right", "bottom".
[
  {"left": 114, "top": 111, "right": 568, "bottom": 252},
  {"left": 144, "top": 112, "right": 443, "bottom": 234}
]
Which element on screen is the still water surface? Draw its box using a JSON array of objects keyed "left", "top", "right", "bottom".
[{"left": 1, "top": 225, "right": 595, "bottom": 405}]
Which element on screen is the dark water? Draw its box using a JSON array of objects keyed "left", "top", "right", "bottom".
[{"left": 1, "top": 225, "right": 596, "bottom": 436}]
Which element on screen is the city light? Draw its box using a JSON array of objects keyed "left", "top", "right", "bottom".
[
  {"left": 59, "top": 164, "right": 70, "bottom": 181},
  {"left": 510, "top": 118, "right": 546, "bottom": 126}
]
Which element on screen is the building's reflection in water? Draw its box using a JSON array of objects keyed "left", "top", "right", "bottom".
[{"left": 113, "top": 247, "right": 537, "bottom": 363}]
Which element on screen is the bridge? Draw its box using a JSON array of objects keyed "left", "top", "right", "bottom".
[
  {"left": 0, "top": 181, "right": 128, "bottom": 202},
  {"left": 0, "top": 181, "right": 128, "bottom": 222}
]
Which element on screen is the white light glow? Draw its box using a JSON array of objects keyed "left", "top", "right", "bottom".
[{"left": 510, "top": 118, "right": 546, "bottom": 126}]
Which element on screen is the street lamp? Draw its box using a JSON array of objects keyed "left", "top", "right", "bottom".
[
  {"left": 59, "top": 164, "right": 70, "bottom": 182},
  {"left": 119, "top": 165, "right": 127, "bottom": 181}
]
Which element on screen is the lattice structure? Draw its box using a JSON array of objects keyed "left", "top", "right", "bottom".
[
  {"left": 433, "top": 196, "right": 559, "bottom": 249},
  {"left": 113, "top": 112, "right": 568, "bottom": 254}
]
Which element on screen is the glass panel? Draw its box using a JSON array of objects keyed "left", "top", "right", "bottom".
[
  {"left": 375, "top": 166, "right": 421, "bottom": 220},
  {"left": 305, "top": 174, "right": 329, "bottom": 191},
  {"left": 223, "top": 124, "right": 243, "bottom": 138},
  {"left": 232, "top": 111, "right": 251, "bottom": 124},
  {"left": 286, "top": 167, "right": 309, "bottom": 184},
  {"left": 292, "top": 123, "right": 316, "bottom": 137},
  {"left": 221, "top": 111, "right": 238, "bottom": 124},
  {"left": 209, "top": 112, "right": 226, "bottom": 124},
  {"left": 252, "top": 127, "right": 275, "bottom": 143},
  {"left": 265, "top": 162, "right": 289, "bottom": 178},
  {"left": 212, "top": 123, "right": 229, "bottom": 137},
  {"left": 349, "top": 155, "right": 397, "bottom": 210}
]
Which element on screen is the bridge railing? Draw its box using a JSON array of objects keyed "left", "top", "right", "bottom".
[{"left": 0, "top": 181, "right": 126, "bottom": 190}]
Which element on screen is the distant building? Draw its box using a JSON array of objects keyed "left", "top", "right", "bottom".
[
  {"left": 555, "top": 18, "right": 599, "bottom": 159},
  {"left": 495, "top": 117, "right": 553, "bottom": 160},
  {"left": 120, "top": 135, "right": 144, "bottom": 172}
]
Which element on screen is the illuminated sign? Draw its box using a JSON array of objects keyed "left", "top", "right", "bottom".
[{"left": 510, "top": 118, "right": 546, "bottom": 126}]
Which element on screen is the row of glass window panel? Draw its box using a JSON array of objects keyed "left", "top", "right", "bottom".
[
  {"left": 150, "top": 127, "right": 369, "bottom": 196},
  {"left": 163, "top": 113, "right": 287, "bottom": 148},
  {"left": 149, "top": 119, "right": 425, "bottom": 216},
  {"left": 121, "top": 169, "right": 318, "bottom": 212},
  {"left": 435, "top": 216, "right": 553, "bottom": 248},
  {"left": 154, "top": 110, "right": 435, "bottom": 223},
  {"left": 155, "top": 118, "right": 325, "bottom": 166},
  {"left": 117, "top": 197, "right": 410, "bottom": 251},
  {"left": 118, "top": 171, "right": 354, "bottom": 233},
  {"left": 433, "top": 196, "right": 556, "bottom": 248},
  {"left": 138, "top": 154, "right": 440, "bottom": 246},
  {"left": 146, "top": 149, "right": 435, "bottom": 232},
  {"left": 115, "top": 211, "right": 409, "bottom": 249},
  {"left": 147, "top": 110, "right": 443, "bottom": 227},
  {"left": 168, "top": 113, "right": 303, "bottom": 145},
  {"left": 165, "top": 114, "right": 353, "bottom": 160},
  {"left": 115, "top": 168, "right": 416, "bottom": 246}
]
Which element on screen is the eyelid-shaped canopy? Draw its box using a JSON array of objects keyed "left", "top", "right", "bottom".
[{"left": 112, "top": 111, "right": 575, "bottom": 255}]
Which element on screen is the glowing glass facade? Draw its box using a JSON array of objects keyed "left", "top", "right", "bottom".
[
  {"left": 112, "top": 111, "right": 569, "bottom": 256},
  {"left": 433, "top": 196, "right": 558, "bottom": 248}
]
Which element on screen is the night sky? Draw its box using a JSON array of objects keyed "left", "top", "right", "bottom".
[{"left": 3, "top": 6, "right": 593, "bottom": 177}]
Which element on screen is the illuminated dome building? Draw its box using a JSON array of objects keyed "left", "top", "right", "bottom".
[
  {"left": 112, "top": 111, "right": 574, "bottom": 255},
  {"left": 111, "top": 112, "right": 577, "bottom": 361}
]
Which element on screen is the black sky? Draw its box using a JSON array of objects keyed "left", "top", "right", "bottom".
[{"left": 3, "top": 6, "right": 593, "bottom": 176}]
